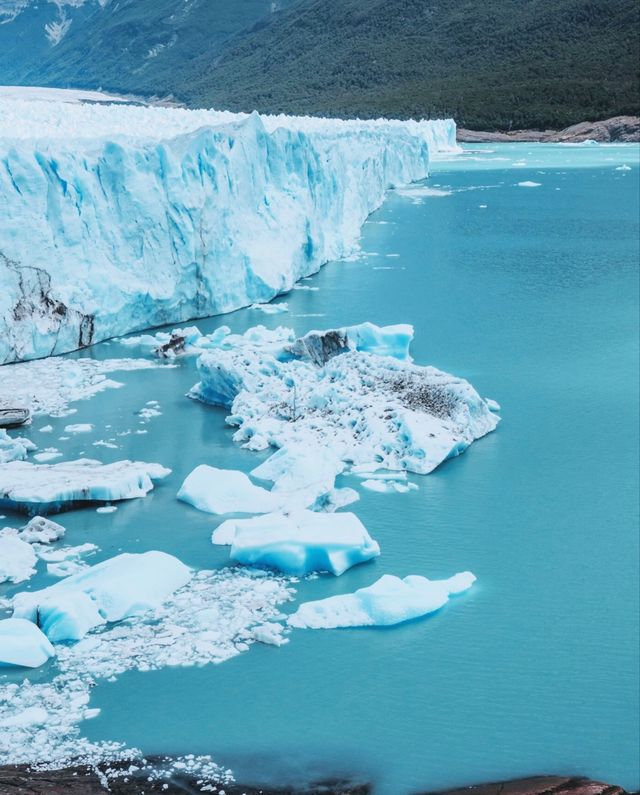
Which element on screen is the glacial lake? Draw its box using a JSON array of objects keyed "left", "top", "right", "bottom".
[{"left": 2, "top": 143, "right": 638, "bottom": 794}]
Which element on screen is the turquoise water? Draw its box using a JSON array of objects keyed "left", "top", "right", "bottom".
[{"left": 2, "top": 144, "right": 639, "bottom": 793}]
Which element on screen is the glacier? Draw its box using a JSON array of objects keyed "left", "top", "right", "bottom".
[
  {"left": 0, "top": 93, "right": 456, "bottom": 363},
  {"left": 288, "top": 572, "right": 476, "bottom": 629}
]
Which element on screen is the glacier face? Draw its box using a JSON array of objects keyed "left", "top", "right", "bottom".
[{"left": 0, "top": 94, "right": 457, "bottom": 363}]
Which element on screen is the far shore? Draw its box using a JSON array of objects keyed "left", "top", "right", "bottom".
[
  {"left": 458, "top": 115, "right": 639, "bottom": 144},
  {"left": 0, "top": 765, "right": 631, "bottom": 795}
]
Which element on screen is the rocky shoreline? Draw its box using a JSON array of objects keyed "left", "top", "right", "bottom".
[
  {"left": 458, "top": 115, "right": 640, "bottom": 143},
  {"left": 0, "top": 766, "right": 631, "bottom": 795}
]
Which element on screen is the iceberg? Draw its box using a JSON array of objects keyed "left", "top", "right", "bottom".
[
  {"left": 288, "top": 572, "right": 476, "bottom": 628},
  {"left": 0, "top": 459, "right": 171, "bottom": 513},
  {"left": 12, "top": 551, "right": 192, "bottom": 642},
  {"left": 191, "top": 322, "right": 499, "bottom": 475},
  {"left": 0, "top": 618, "right": 55, "bottom": 668},
  {"left": 0, "top": 93, "right": 457, "bottom": 363},
  {"left": 213, "top": 509, "right": 380, "bottom": 576},
  {"left": 17, "top": 515, "right": 65, "bottom": 544}
]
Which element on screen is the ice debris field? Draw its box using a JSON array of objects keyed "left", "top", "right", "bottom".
[{"left": 0, "top": 90, "right": 493, "bottom": 789}]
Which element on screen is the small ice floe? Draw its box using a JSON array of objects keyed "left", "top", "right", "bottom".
[
  {"left": 39, "top": 543, "right": 98, "bottom": 578},
  {"left": 19, "top": 515, "right": 65, "bottom": 544},
  {"left": 485, "top": 398, "right": 501, "bottom": 412},
  {"left": 64, "top": 423, "right": 93, "bottom": 434},
  {"left": 517, "top": 181, "right": 541, "bottom": 187},
  {"left": 13, "top": 551, "right": 191, "bottom": 642},
  {"left": 288, "top": 572, "right": 476, "bottom": 629},
  {"left": 251, "top": 302, "right": 289, "bottom": 314},
  {"left": 0, "top": 459, "right": 171, "bottom": 514},
  {"left": 39, "top": 425, "right": 53, "bottom": 433},
  {"left": 96, "top": 505, "right": 117, "bottom": 514},
  {"left": 0, "top": 429, "right": 36, "bottom": 464},
  {"left": 93, "top": 439, "right": 118, "bottom": 449},
  {"left": 0, "top": 618, "right": 55, "bottom": 668},
  {"left": 395, "top": 185, "right": 452, "bottom": 203},
  {"left": 178, "top": 465, "right": 280, "bottom": 515},
  {"left": 292, "top": 285, "right": 319, "bottom": 291},
  {"left": 479, "top": 204, "right": 488, "bottom": 209},
  {"left": 361, "top": 478, "right": 418, "bottom": 494},
  {"left": 33, "top": 448, "right": 62, "bottom": 463},
  {"left": 212, "top": 509, "right": 380, "bottom": 576},
  {"left": 137, "top": 404, "right": 162, "bottom": 422},
  {"left": 615, "top": 164, "right": 632, "bottom": 171}
]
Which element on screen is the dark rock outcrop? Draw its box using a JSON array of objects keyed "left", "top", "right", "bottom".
[
  {"left": 418, "top": 775, "right": 630, "bottom": 795},
  {"left": 458, "top": 116, "right": 640, "bottom": 143}
]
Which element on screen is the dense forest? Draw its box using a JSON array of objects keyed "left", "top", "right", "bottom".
[{"left": 182, "top": 0, "right": 640, "bottom": 129}]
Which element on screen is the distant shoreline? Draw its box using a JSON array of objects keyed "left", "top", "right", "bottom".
[
  {"left": 458, "top": 115, "right": 640, "bottom": 144},
  {"left": 0, "top": 766, "right": 631, "bottom": 795}
]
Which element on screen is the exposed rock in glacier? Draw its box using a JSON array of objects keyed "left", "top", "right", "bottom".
[
  {"left": 0, "top": 429, "right": 36, "bottom": 464},
  {"left": 288, "top": 572, "right": 476, "bottom": 629},
  {"left": 0, "top": 618, "right": 55, "bottom": 668},
  {"left": 212, "top": 509, "right": 380, "bottom": 576},
  {"left": 0, "top": 534, "right": 37, "bottom": 583},
  {"left": 190, "top": 322, "right": 499, "bottom": 475},
  {"left": 289, "top": 321, "right": 413, "bottom": 365},
  {"left": 12, "top": 551, "right": 191, "bottom": 642},
  {"left": 0, "top": 459, "right": 171, "bottom": 514},
  {"left": 0, "top": 93, "right": 456, "bottom": 363}
]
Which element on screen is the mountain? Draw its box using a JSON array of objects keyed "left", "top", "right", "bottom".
[
  {"left": 0, "top": 0, "right": 292, "bottom": 99},
  {"left": 0, "top": 0, "right": 638, "bottom": 129},
  {"left": 182, "top": 0, "right": 640, "bottom": 129}
]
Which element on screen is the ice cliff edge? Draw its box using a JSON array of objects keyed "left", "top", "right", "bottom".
[{"left": 0, "top": 94, "right": 457, "bottom": 363}]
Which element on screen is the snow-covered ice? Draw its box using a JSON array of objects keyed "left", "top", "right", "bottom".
[
  {"left": 0, "top": 93, "right": 456, "bottom": 363},
  {"left": 0, "top": 618, "right": 55, "bottom": 668},
  {"left": 0, "top": 459, "right": 171, "bottom": 513},
  {"left": 288, "top": 572, "right": 476, "bottom": 628},
  {"left": 0, "top": 534, "right": 37, "bottom": 583},
  {"left": 13, "top": 551, "right": 191, "bottom": 641},
  {"left": 18, "top": 515, "right": 65, "bottom": 544},
  {"left": 212, "top": 509, "right": 380, "bottom": 576},
  {"left": 191, "top": 322, "right": 499, "bottom": 475}
]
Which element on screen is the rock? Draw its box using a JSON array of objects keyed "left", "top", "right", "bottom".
[
  {"left": 458, "top": 115, "right": 640, "bottom": 143},
  {"left": 418, "top": 775, "right": 629, "bottom": 795}
]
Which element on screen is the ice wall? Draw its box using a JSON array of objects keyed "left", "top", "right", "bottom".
[{"left": 0, "top": 95, "right": 457, "bottom": 363}]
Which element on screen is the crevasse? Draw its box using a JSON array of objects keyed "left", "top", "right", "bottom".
[{"left": 0, "top": 95, "right": 457, "bottom": 363}]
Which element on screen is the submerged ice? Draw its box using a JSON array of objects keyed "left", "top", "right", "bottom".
[{"left": 0, "top": 94, "right": 456, "bottom": 363}]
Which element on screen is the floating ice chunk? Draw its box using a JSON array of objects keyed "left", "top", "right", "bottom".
[
  {"left": 0, "top": 619, "right": 55, "bottom": 668},
  {"left": 39, "top": 425, "right": 53, "bottom": 433},
  {"left": 177, "top": 465, "right": 280, "bottom": 515},
  {"left": 615, "top": 164, "right": 632, "bottom": 171},
  {"left": 96, "top": 505, "right": 117, "bottom": 514},
  {"left": 395, "top": 185, "right": 452, "bottom": 201},
  {"left": 216, "top": 510, "right": 380, "bottom": 576},
  {"left": 0, "top": 459, "right": 171, "bottom": 513},
  {"left": 39, "top": 543, "right": 97, "bottom": 577},
  {"left": 517, "top": 181, "right": 541, "bottom": 187},
  {"left": 251, "top": 302, "right": 289, "bottom": 314},
  {"left": 64, "top": 424, "right": 93, "bottom": 434},
  {"left": 0, "top": 429, "right": 36, "bottom": 464},
  {"left": 289, "top": 322, "right": 413, "bottom": 365},
  {"left": 19, "top": 515, "right": 65, "bottom": 544},
  {"left": 192, "top": 325, "right": 499, "bottom": 475},
  {"left": 0, "top": 535, "right": 37, "bottom": 583},
  {"left": 250, "top": 622, "right": 289, "bottom": 646},
  {"left": 288, "top": 572, "right": 476, "bottom": 628},
  {"left": 33, "top": 448, "right": 62, "bottom": 463},
  {"left": 361, "top": 479, "right": 417, "bottom": 494},
  {"left": 13, "top": 551, "right": 192, "bottom": 642},
  {"left": 485, "top": 398, "right": 501, "bottom": 411}
]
